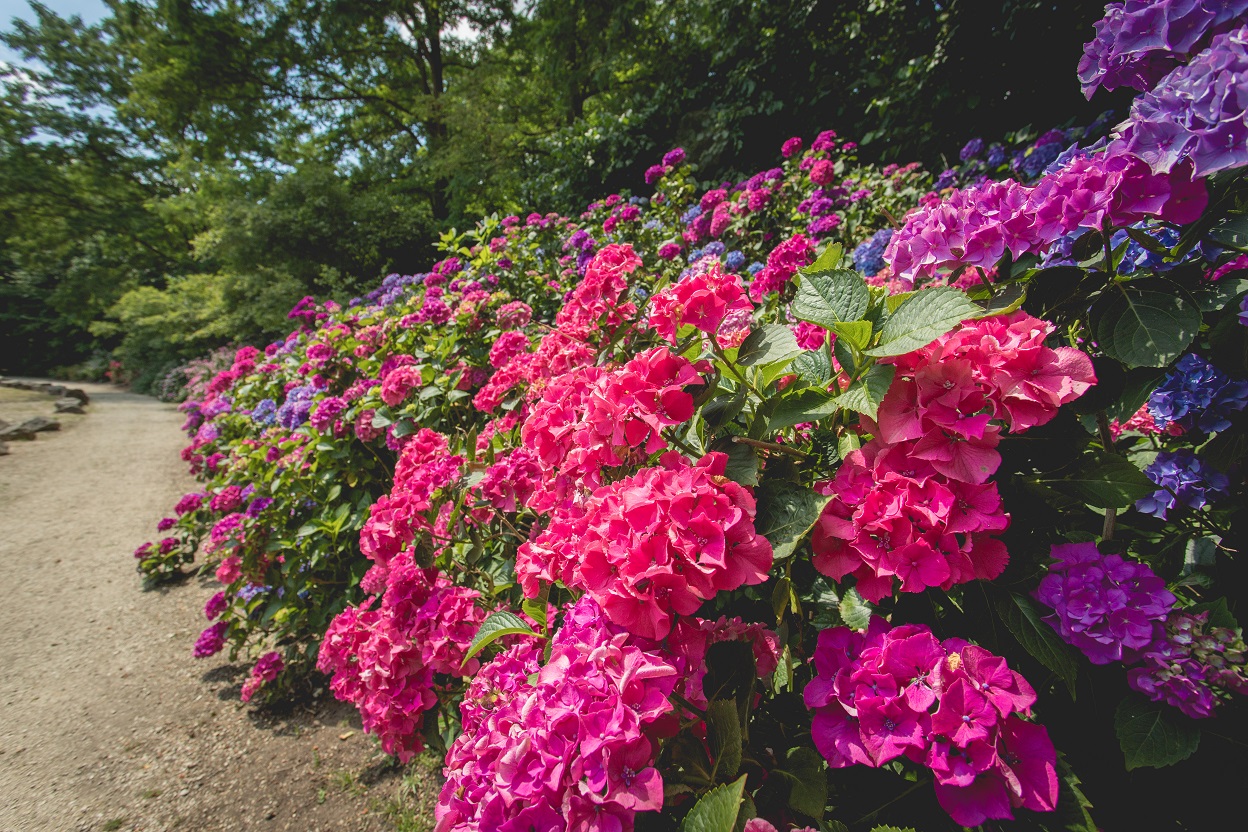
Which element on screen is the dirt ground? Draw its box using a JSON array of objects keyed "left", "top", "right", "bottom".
[{"left": 0, "top": 381, "right": 433, "bottom": 832}]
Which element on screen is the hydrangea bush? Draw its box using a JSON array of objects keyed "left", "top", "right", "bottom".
[{"left": 134, "top": 2, "right": 1248, "bottom": 827}]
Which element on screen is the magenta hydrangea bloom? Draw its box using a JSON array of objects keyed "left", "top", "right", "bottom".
[
  {"left": 647, "top": 260, "right": 753, "bottom": 348},
  {"left": 240, "top": 651, "right": 284, "bottom": 703},
  {"left": 435, "top": 597, "right": 676, "bottom": 832},
  {"left": 1112, "top": 26, "right": 1248, "bottom": 176},
  {"left": 1078, "top": 0, "right": 1248, "bottom": 98},
  {"left": 1035, "top": 542, "right": 1176, "bottom": 664},
  {"left": 805, "top": 617, "right": 1056, "bottom": 827},
  {"left": 193, "top": 621, "right": 229, "bottom": 658},
  {"left": 204, "top": 590, "right": 228, "bottom": 620},
  {"left": 309, "top": 395, "right": 346, "bottom": 432}
]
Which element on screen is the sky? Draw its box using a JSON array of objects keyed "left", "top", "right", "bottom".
[{"left": 0, "top": 0, "right": 108, "bottom": 67}]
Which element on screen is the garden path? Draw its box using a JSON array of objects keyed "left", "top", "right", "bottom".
[{"left": 0, "top": 382, "right": 413, "bottom": 832}]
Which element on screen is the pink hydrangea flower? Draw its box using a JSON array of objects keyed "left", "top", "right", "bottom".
[{"left": 648, "top": 261, "right": 754, "bottom": 348}]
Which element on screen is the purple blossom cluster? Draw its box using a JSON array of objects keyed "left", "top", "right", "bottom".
[
  {"left": 1078, "top": 0, "right": 1248, "bottom": 97},
  {"left": 275, "top": 384, "right": 318, "bottom": 429},
  {"left": 852, "top": 228, "right": 894, "bottom": 277},
  {"left": 193, "top": 621, "right": 229, "bottom": 657},
  {"left": 249, "top": 398, "right": 277, "bottom": 426},
  {"left": 1129, "top": 611, "right": 1248, "bottom": 718},
  {"left": 1035, "top": 542, "right": 1176, "bottom": 664},
  {"left": 1148, "top": 354, "right": 1248, "bottom": 434},
  {"left": 804, "top": 617, "right": 1057, "bottom": 827},
  {"left": 1112, "top": 26, "right": 1248, "bottom": 177},
  {"left": 1136, "top": 449, "right": 1231, "bottom": 519}
]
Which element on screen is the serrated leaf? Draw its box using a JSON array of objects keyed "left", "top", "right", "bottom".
[
  {"left": 737, "top": 325, "right": 803, "bottom": 368},
  {"left": 521, "top": 597, "right": 548, "bottom": 632},
  {"left": 708, "top": 699, "right": 743, "bottom": 779},
  {"left": 370, "top": 411, "right": 394, "bottom": 428},
  {"left": 793, "top": 269, "right": 870, "bottom": 329},
  {"left": 834, "top": 364, "right": 895, "bottom": 420},
  {"left": 1114, "top": 696, "right": 1200, "bottom": 770},
  {"left": 996, "top": 593, "right": 1079, "bottom": 698},
  {"left": 792, "top": 350, "right": 832, "bottom": 386},
  {"left": 769, "top": 388, "right": 839, "bottom": 431},
  {"left": 754, "top": 481, "right": 831, "bottom": 561},
  {"left": 1055, "top": 757, "right": 1097, "bottom": 832},
  {"left": 1190, "top": 597, "right": 1238, "bottom": 630},
  {"left": 461, "top": 610, "right": 538, "bottom": 667},
  {"left": 783, "top": 747, "right": 826, "bottom": 819},
  {"left": 869, "top": 827, "right": 917, "bottom": 832},
  {"left": 1095, "top": 283, "right": 1201, "bottom": 368},
  {"left": 703, "top": 388, "right": 748, "bottom": 431},
  {"left": 1047, "top": 459, "right": 1155, "bottom": 509},
  {"left": 838, "top": 587, "right": 874, "bottom": 631},
  {"left": 866, "top": 287, "right": 982, "bottom": 357},
  {"left": 682, "top": 775, "right": 747, "bottom": 832}
]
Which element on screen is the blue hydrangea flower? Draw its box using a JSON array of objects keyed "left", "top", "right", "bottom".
[
  {"left": 680, "top": 205, "right": 703, "bottom": 224},
  {"left": 725, "top": 250, "right": 746, "bottom": 271},
  {"left": 1112, "top": 224, "right": 1182, "bottom": 274},
  {"left": 852, "top": 228, "right": 894, "bottom": 278},
  {"left": 986, "top": 143, "right": 1006, "bottom": 168},
  {"left": 275, "top": 386, "right": 317, "bottom": 430},
  {"left": 237, "top": 583, "right": 270, "bottom": 602},
  {"left": 702, "top": 241, "right": 726, "bottom": 259},
  {"left": 747, "top": 262, "right": 764, "bottom": 276},
  {"left": 1136, "top": 449, "right": 1230, "bottom": 519},
  {"left": 1148, "top": 354, "right": 1248, "bottom": 434},
  {"left": 250, "top": 398, "right": 277, "bottom": 426},
  {"left": 959, "top": 138, "right": 984, "bottom": 162}
]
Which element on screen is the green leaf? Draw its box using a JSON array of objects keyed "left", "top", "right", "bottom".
[
  {"left": 754, "top": 481, "right": 832, "bottom": 561},
  {"left": 1194, "top": 277, "right": 1248, "bottom": 312},
  {"left": 721, "top": 442, "right": 759, "bottom": 487},
  {"left": 792, "top": 269, "right": 870, "bottom": 329},
  {"left": 707, "top": 699, "right": 743, "bottom": 779},
  {"left": 834, "top": 364, "right": 896, "bottom": 420},
  {"left": 1208, "top": 212, "right": 1248, "bottom": 250},
  {"left": 737, "top": 325, "right": 803, "bottom": 368},
  {"left": 783, "top": 747, "right": 827, "bottom": 819},
  {"left": 838, "top": 587, "right": 874, "bottom": 631},
  {"left": 703, "top": 389, "right": 748, "bottom": 431},
  {"left": 830, "top": 320, "right": 873, "bottom": 350},
  {"left": 1189, "top": 597, "right": 1239, "bottom": 630},
  {"left": 803, "top": 241, "right": 844, "bottom": 273},
  {"left": 996, "top": 593, "right": 1080, "bottom": 698},
  {"left": 1055, "top": 757, "right": 1097, "bottom": 832},
  {"left": 769, "top": 388, "right": 839, "bottom": 431},
  {"left": 521, "top": 596, "right": 548, "bottom": 632},
  {"left": 1095, "top": 283, "right": 1201, "bottom": 368},
  {"left": 461, "top": 610, "right": 538, "bottom": 667},
  {"left": 682, "top": 775, "right": 747, "bottom": 832},
  {"left": 792, "top": 350, "right": 832, "bottom": 387},
  {"left": 869, "top": 827, "right": 917, "bottom": 832},
  {"left": 866, "top": 287, "right": 982, "bottom": 357},
  {"left": 1050, "top": 459, "right": 1155, "bottom": 509},
  {"left": 1114, "top": 695, "right": 1200, "bottom": 770}
]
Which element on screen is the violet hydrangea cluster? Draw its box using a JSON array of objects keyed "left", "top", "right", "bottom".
[
  {"left": 1035, "top": 542, "right": 1176, "bottom": 664},
  {"left": 1136, "top": 448, "right": 1231, "bottom": 519},
  {"left": 1111, "top": 26, "right": 1248, "bottom": 177},
  {"left": 1147, "top": 353, "right": 1248, "bottom": 434},
  {"left": 804, "top": 617, "right": 1058, "bottom": 827},
  {"left": 1078, "top": 0, "right": 1248, "bottom": 97},
  {"left": 1128, "top": 611, "right": 1248, "bottom": 718}
]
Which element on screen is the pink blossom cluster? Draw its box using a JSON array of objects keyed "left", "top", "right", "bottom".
[
  {"left": 647, "top": 260, "right": 754, "bottom": 348},
  {"left": 748, "top": 233, "right": 816, "bottom": 301},
  {"left": 885, "top": 150, "right": 1207, "bottom": 282},
  {"left": 435, "top": 597, "right": 677, "bottom": 832},
  {"left": 318, "top": 560, "right": 485, "bottom": 762},
  {"left": 194, "top": 621, "right": 229, "bottom": 657},
  {"left": 358, "top": 429, "right": 462, "bottom": 577},
  {"left": 813, "top": 312, "right": 1095, "bottom": 601},
  {"left": 805, "top": 617, "right": 1057, "bottom": 827},
  {"left": 554, "top": 243, "right": 640, "bottom": 331},
  {"left": 240, "top": 651, "right": 284, "bottom": 702},
  {"left": 517, "top": 452, "right": 773, "bottom": 640},
  {"left": 209, "top": 485, "right": 243, "bottom": 513}
]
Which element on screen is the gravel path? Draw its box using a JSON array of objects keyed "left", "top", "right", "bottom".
[{"left": 0, "top": 382, "right": 422, "bottom": 832}]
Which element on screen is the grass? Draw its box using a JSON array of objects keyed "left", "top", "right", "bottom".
[
  {"left": 101, "top": 819, "right": 127, "bottom": 832},
  {"left": 332, "top": 768, "right": 368, "bottom": 797},
  {"left": 377, "top": 753, "right": 442, "bottom": 832}
]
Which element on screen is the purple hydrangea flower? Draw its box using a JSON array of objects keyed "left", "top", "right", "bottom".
[
  {"left": 1035, "top": 542, "right": 1175, "bottom": 664},
  {"left": 204, "top": 591, "right": 228, "bottom": 620},
  {"left": 1128, "top": 611, "right": 1248, "bottom": 719},
  {"left": 250, "top": 398, "right": 277, "bottom": 426},
  {"left": 245, "top": 497, "right": 274, "bottom": 518},
  {"left": 1148, "top": 354, "right": 1248, "bottom": 434},
  {"left": 275, "top": 385, "right": 317, "bottom": 429},
  {"left": 959, "top": 137, "right": 984, "bottom": 161},
  {"left": 1078, "top": 0, "right": 1248, "bottom": 98},
  {"left": 1112, "top": 26, "right": 1248, "bottom": 176},
  {"left": 1136, "top": 449, "right": 1231, "bottom": 519},
  {"left": 661, "top": 147, "right": 686, "bottom": 167}
]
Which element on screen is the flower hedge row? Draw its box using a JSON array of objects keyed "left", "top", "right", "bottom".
[{"left": 136, "top": 2, "right": 1248, "bottom": 828}]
